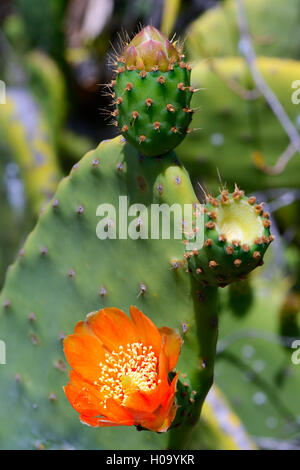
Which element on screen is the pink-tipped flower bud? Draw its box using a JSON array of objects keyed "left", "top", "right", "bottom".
[
  {"left": 123, "top": 26, "right": 180, "bottom": 72},
  {"left": 125, "top": 46, "right": 138, "bottom": 67}
]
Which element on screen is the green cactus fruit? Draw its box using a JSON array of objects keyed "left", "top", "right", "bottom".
[
  {"left": 279, "top": 291, "right": 300, "bottom": 345},
  {"left": 228, "top": 279, "right": 254, "bottom": 318},
  {"left": 170, "top": 374, "right": 197, "bottom": 429},
  {"left": 187, "top": 188, "right": 273, "bottom": 287},
  {"left": 110, "top": 26, "right": 194, "bottom": 157}
]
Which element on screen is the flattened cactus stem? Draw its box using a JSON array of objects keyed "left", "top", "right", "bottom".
[{"left": 168, "top": 281, "right": 219, "bottom": 449}]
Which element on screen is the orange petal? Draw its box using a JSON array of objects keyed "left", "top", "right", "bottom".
[
  {"left": 164, "top": 372, "right": 180, "bottom": 410},
  {"left": 64, "top": 371, "right": 106, "bottom": 418},
  {"left": 123, "top": 388, "right": 158, "bottom": 415},
  {"left": 153, "top": 402, "right": 177, "bottom": 432},
  {"left": 103, "top": 398, "right": 134, "bottom": 426},
  {"left": 86, "top": 308, "right": 139, "bottom": 351},
  {"left": 159, "top": 327, "right": 183, "bottom": 371},
  {"left": 79, "top": 415, "right": 101, "bottom": 427},
  {"left": 87, "top": 417, "right": 124, "bottom": 427},
  {"left": 73, "top": 320, "right": 92, "bottom": 336},
  {"left": 125, "top": 346, "right": 170, "bottom": 418},
  {"left": 80, "top": 413, "right": 127, "bottom": 428},
  {"left": 158, "top": 343, "right": 171, "bottom": 390},
  {"left": 130, "top": 306, "right": 162, "bottom": 356},
  {"left": 63, "top": 333, "right": 107, "bottom": 384},
  {"left": 65, "top": 371, "right": 134, "bottom": 427},
  {"left": 143, "top": 373, "right": 179, "bottom": 432}
]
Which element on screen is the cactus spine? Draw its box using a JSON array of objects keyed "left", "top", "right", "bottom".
[
  {"left": 110, "top": 26, "right": 194, "bottom": 156},
  {"left": 187, "top": 190, "right": 273, "bottom": 287}
]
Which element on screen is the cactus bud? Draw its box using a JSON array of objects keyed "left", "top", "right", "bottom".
[
  {"left": 123, "top": 26, "right": 179, "bottom": 72},
  {"left": 111, "top": 26, "right": 194, "bottom": 157}
]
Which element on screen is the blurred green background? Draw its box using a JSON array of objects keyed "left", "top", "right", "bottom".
[{"left": 0, "top": 0, "right": 300, "bottom": 450}]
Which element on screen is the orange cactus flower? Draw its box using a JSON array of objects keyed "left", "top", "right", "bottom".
[{"left": 63, "top": 306, "right": 183, "bottom": 432}]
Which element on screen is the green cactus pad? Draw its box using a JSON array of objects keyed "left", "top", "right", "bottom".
[
  {"left": 0, "top": 136, "right": 203, "bottom": 449},
  {"left": 187, "top": 0, "right": 300, "bottom": 61},
  {"left": 187, "top": 190, "right": 273, "bottom": 287},
  {"left": 113, "top": 63, "right": 193, "bottom": 157}
]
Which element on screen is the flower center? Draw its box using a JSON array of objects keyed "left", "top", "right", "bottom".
[{"left": 95, "top": 342, "right": 159, "bottom": 407}]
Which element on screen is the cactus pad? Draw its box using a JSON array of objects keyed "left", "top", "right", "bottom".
[
  {"left": 0, "top": 136, "right": 202, "bottom": 449},
  {"left": 177, "top": 57, "right": 300, "bottom": 193}
]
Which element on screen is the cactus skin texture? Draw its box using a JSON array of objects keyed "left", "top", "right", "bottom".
[
  {"left": 111, "top": 26, "right": 194, "bottom": 157},
  {"left": 187, "top": 191, "right": 272, "bottom": 287},
  {"left": 0, "top": 136, "right": 203, "bottom": 450},
  {"left": 170, "top": 374, "right": 195, "bottom": 429}
]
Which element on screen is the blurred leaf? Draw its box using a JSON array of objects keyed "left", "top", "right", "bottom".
[
  {"left": 215, "top": 278, "right": 300, "bottom": 447},
  {"left": 161, "top": 0, "right": 182, "bottom": 37}
]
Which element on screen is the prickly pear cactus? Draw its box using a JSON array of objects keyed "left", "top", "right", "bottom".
[
  {"left": 111, "top": 26, "right": 194, "bottom": 156},
  {"left": 177, "top": 57, "right": 300, "bottom": 193},
  {"left": 216, "top": 277, "right": 300, "bottom": 443},
  {"left": 0, "top": 152, "right": 32, "bottom": 288},
  {"left": 0, "top": 24, "right": 277, "bottom": 450},
  {"left": 0, "top": 88, "right": 61, "bottom": 213},
  {"left": 187, "top": 190, "right": 272, "bottom": 287},
  {"left": 187, "top": 0, "right": 300, "bottom": 61},
  {"left": 25, "top": 50, "right": 67, "bottom": 137},
  {"left": 0, "top": 136, "right": 201, "bottom": 449}
]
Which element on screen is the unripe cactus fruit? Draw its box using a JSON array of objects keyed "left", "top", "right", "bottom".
[
  {"left": 228, "top": 279, "right": 254, "bottom": 318},
  {"left": 279, "top": 292, "right": 300, "bottom": 343},
  {"left": 187, "top": 187, "right": 273, "bottom": 287},
  {"left": 110, "top": 26, "right": 194, "bottom": 157},
  {"left": 170, "top": 373, "right": 196, "bottom": 429}
]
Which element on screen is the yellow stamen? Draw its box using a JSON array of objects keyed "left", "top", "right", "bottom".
[{"left": 94, "top": 342, "right": 159, "bottom": 406}]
